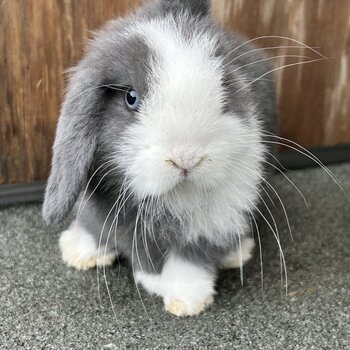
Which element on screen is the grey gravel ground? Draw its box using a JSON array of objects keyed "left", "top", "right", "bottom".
[{"left": 1, "top": 164, "right": 350, "bottom": 350}]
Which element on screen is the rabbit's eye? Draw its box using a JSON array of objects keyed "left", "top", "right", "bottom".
[{"left": 125, "top": 89, "right": 140, "bottom": 111}]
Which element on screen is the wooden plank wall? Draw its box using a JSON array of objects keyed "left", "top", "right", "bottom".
[
  {"left": 1, "top": 0, "right": 349, "bottom": 185},
  {"left": 213, "top": 0, "right": 350, "bottom": 151}
]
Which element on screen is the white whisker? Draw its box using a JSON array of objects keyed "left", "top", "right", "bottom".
[
  {"left": 248, "top": 208, "right": 264, "bottom": 295},
  {"left": 97, "top": 181, "right": 134, "bottom": 313},
  {"left": 252, "top": 202, "right": 288, "bottom": 293},
  {"left": 223, "top": 45, "right": 320, "bottom": 67},
  {"left": 223, "top": 35, "right": 326, "bottom": 68},
  {"left": 233, "top": 58, "right": 327, "bottom": 96},
  {"left": 75, "top": 160, "right": 115, "bottom": 224},
  {"left": 131, "top": 198, "right": 151, "bottom": 318},
  {"left": 230, "top": 55, "right": 313, "bottom": 73}
]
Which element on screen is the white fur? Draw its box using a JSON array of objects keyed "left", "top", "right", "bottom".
[
  {"left": 222, "top": 237, "right": 255, "bottom": 269},
  {"left": 135, "top": 253, "right": 215, "bottom": 316},
  {"left": 116, "top": 16, "right": 265, "bottom": 245},
  {"left": 59, "top": 224, "right": 115, "bottom": 270}
]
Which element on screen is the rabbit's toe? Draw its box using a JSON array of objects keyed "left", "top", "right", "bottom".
[
  {"left": 165, "top": 296, "right": 213, "bottom": 317},
  {"left": 59, "top": 226, "right": 116, "bottom": 270}
]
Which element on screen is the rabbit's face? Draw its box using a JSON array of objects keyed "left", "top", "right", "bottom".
[
  {"left": 100, "top": 18, "right": 265, "bottom": 207},
  {"left": 43, "top": 8, "right": 269, "bottom": 225}
]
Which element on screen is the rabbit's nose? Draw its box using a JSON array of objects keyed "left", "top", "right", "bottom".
[{"left": 165, "top": 156, "right": 207, "bottom": 176}]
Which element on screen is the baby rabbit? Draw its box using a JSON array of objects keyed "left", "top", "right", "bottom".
[{"left": 43, "top": 0, "right": 276, "bottom": 316}]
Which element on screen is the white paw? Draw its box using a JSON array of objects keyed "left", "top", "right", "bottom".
[
  {"left": 222, "top": 237, "right": 255, "bottom": 269},
  {"left": 165, "top": 295, "right": 214, "bottom": 317},
  {"left": 136, "top": 254, "right": 216, "bottom": 317},
  {"left": 59, "top": 225, "right": 116, "bottom": 271}
]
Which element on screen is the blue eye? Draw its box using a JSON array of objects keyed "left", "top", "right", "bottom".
[{"left": 125, "top": 89, "right": 140, "bottom": 110}]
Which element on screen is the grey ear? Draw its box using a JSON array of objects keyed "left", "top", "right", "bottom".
[
  {"left": 160, "top": 0, "right": 211, "bottom": 17},
  {"left": 43, "top": 70, "right": 101, "bottom": 224}
]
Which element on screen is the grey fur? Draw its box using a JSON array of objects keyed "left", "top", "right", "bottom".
[
  {"left": 145, "top": 0, "right": 211, "bottom": 17},
  {"left": 43, "top": 32, "right": 154, "bottom": 224},
  {"left": 42, "top": 71, "right": 101, "bottom": 224},
  {"left": 43, "top": 0, "right": 276, "bottom": 286}
]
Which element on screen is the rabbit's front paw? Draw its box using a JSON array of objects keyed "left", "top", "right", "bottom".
[
  {"left": 160, "top": 255, "right": 216, "bottom": 316},
  {"left": 59, "top": 226, "right": 115, "bottom": 270},
  {"left": 222, "top": 237, "right": 255, "bottom": 269},
  {"left": 165, "top": 295, "right": 214, "bottom": 317},
  {"left": 136, "top": 254, "right": 216, "bottom": 317}
]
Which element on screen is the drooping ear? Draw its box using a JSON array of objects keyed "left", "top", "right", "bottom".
[
  {"left": 43, "top": 69, "right": 101, "bottom": 224},
  {"left": 159, "top": 0, "right": 211, "bottom": 18}
]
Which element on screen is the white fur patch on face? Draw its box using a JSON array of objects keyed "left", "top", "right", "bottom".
[
  {"left": 117, "top": 16, "right": 266, "bottom": 244},
  {"left": 135, "top": 252, "right": 215, "bottom": 316},
  {"left": 120, "top": 17, "right": 225, "bottom": 196},
  {"left": 59, "top": 223, "right": 116, "bottom": 270}
]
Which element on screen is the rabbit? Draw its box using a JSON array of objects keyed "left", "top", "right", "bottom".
[{"left": 43, "top": 0, "right": 276, "bottom": 317}]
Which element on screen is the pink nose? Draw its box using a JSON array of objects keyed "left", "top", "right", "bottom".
[{"left": 166, "top": 156, "right": 207, "bottom": 176}]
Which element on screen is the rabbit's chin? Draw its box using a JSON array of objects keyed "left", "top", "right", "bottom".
[{"left": 128, "top": 171, "right": 229, "bottom": 202}]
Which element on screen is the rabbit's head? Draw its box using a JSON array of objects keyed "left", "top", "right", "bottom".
[{"left": 43, "top": 0, "right": 272, "bottom": 225}]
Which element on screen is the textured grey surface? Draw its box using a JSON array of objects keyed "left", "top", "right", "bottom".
[{"left": 1, "top": 164, "right": 350, "bottom": 350}]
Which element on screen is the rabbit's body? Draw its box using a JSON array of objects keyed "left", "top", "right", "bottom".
[{"left": 44, "top": 0, "right": 276, "bottom": 316}]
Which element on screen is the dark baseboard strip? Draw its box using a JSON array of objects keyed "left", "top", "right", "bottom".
[
  {"left": 277, "top": 144, "right": 350, "bottom": 170},
  {"left": 0, "top": 181, "right": 46, "bottom": 206},
  {"left": 0, "top": 144, "right": 349, "bottom": 206}
]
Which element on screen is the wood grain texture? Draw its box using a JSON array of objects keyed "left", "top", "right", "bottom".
[
  {"left": 213, "top": 0, "right": 350, "bottom": 148},
  {"left": 0, "top": 0, "right": 142, "bottom": 184},
  {"left": 1, "top": 0, "right": 349, "bottom": 184}
]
